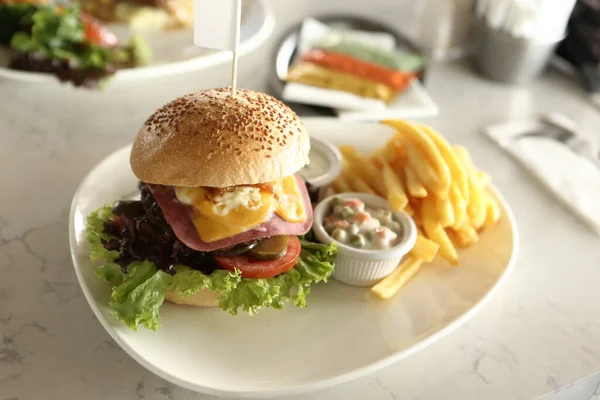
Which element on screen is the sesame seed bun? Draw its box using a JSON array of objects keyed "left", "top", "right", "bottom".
[
  {"left": 130, "top": 87, "right": 310, "bottom": 188},
  {"left": 164, "top": 288, "right": 219, "bottom": 307}
]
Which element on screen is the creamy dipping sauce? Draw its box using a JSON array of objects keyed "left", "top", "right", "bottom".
[
  {"left": 297, "top": 137, "right": 343, "bottom": 190},
  {"left": 323, "top": 197, "right": 402, "bottom": 250},
  {"left": 298, "top": 147, "right": 330, "bottom": 182}
]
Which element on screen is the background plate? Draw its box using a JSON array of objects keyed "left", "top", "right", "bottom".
[
  {"left": 0, "top": 0, "right": 274, "bottom": 83},
  {"left": 69, "top": 118, "right": 518, "bottom": 397},
  {"left": 268, "top": 16, "right": 439, "bottom": 120}
]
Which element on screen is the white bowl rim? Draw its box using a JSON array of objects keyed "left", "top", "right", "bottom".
[
  {"left": 302, "top": 135, "right": 343, "bottom": 188},
  {"left": 313, "top": 192, "right": 417, "bottom": 260}
]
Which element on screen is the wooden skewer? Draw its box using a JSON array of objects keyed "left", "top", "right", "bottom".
[
  {"left": 230, "top": 0, "right": 242, "bottom": 98},
  {"left": 231, "top": 51, "right": 238, "bottom": 98}
]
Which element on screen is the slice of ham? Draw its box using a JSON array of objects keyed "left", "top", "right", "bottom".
[{"left": 146, "top": 175, "right": 313, "bottom": 252}]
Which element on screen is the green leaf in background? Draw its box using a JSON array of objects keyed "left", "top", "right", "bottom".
[
  {"left": 55, "top": 9, "right": 84, "bottom": 43},
  {"left": 0, "top": 3, "right": 39, "bottom": 46},
  {"left": 9, "top": 31, "right": 36, "bottom": 53},
  {"left": 109, "top": 262, "right": 172, "bottom": 331},
  {"left": 2, "top": 2, "right": 150, "bottom": 87},
  {"left": 6, "top": 4, "right": 112, "bottom": 69},
  {"left": 119, "top": 34, "right": 151, "bottom": 66}
]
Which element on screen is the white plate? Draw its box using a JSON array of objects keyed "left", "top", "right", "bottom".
[
  {"left": 69, "top": 118, "right": 518, "bottom": 397},
  {"left": 0, "top": 0, "right": 274, "bottom": 83}
]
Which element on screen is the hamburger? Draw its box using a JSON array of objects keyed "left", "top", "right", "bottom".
[{"left": 86, "top": 88, "right": 337, "bottom": 330}]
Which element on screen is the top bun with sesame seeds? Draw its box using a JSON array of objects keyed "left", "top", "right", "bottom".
[{"left": 130, "top": 87, "right": 310, "bottom": 188}]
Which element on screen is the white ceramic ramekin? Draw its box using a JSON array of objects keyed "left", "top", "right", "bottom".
[
  {"left": 313, "top": 193, "right": 417, "bottom": 286},
  {"left": 298, "top": 136, "right": 343, "bottom": 202}
]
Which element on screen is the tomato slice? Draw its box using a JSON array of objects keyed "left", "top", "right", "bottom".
[
  {"left": 214, "top": 236, "right": 301, "bottom": 279},
  {"left": 80, "top": 13, "right": 118, "bottom": 48}
]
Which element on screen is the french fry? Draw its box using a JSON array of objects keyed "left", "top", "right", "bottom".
[
  {"left": 420, "top": 124, "right": 469, "bottom": 202},
  {"left": 345, "top": 169, "right": 376, "bottom": 195},
  {"left": 411, "top": 235, "right": 439, "bottom": 262},
  {"left": 371, "top": 256, "right": 424, "bottom": 299},
  {"left": 452, "top": 221, "right": 479, "bottom": 248},
  {"left": 377, "top": 157, "right": 409, "bottom": 211},
  {"left": 478, "top": 170, "right": 491, "bottom": 189},
  {"left": 404, "top": 166, "right": 427, "bottom": 198},
  {"left": 397, "top": 137, "right": 446, "bottom": 198},
  {"left": 425, "top": 222, "right": 459, "bottom": 265},
  {"left": 332, "top": 175, "right": 352, "bottom": 193},
  {"left": 390, "top": 140, "right": 408, "bottom": 166},
  {"left": 454, "top": 146, "right": 486, "bottom": 229},
  {"left": 484, "top": 192, "right": 501, "bottom": 227},
  {"left": 436, "top": 195, "right": 455, "bottom": 228},
  {"left": 339, "top": 145, "right": 386, "bottom": 196},
  {"left": 382, "top": 120, "right": 451, "bottom": 197},
  {"left": 404, "top": 201, "right": 414, "bottom": 216},
  {"left": 409, "top": 198, "right": 422, "bottom": 227},
  {"left": 446, "top": 229, "right": 460, "bottom": 249},
  {"left": 449, "top": 183, "right": 467, "bottom": 229},
  {"left": 374, "top": 143, "right": 400, "bottom": 164},
  {"left": 422, "top": 197, "right": 459, "bottom": 265},
  {"left": 468, "top": 189, "right": 486, "bottom": 230},
  {"left": 420, "top": 195, "right": 437, "bottom": 221}
]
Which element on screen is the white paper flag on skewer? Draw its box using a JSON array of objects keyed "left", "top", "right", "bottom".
[{"left": 194, "top": 0, "right": 242, "bottom": 51}]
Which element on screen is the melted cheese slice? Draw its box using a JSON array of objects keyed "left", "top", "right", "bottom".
[{"left": 174, "top": 175, "right": 306, "bottom": 243}]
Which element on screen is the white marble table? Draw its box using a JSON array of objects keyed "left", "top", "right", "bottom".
[{"left": 2, "top": 1, "right": 600, "bottom": 399}]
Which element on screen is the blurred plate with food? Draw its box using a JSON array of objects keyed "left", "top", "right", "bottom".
[
  {"left": 0, "top": 0, "right": 273, "bottom": 87},
  {"left": 270, "top": 17, "right": 439, "bottom": 121}
]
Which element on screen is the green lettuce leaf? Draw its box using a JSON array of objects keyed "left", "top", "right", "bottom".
[
  {"left": 85, "top": 204, "right": 123, "bottom": 285},
  {"left": 86, "top": 205, "right": 338, "bottom": 330},
  {"left": 109, "top": 261, "right": 172, "bottom": 331},
  {"left": 0, "top": 3, "right": 39, "bottom": 46},
  {"left": 86, "top": 204, "right": 118, "bottom": 261},
  {"left": 217, "top": 239, "right": 337, "bottom": 315},
  {"left": 95, "top": 261, "right": 123, "bottom": 287},
  {"left": 169, "top": 266, "right": 242, "bottom": 298}
]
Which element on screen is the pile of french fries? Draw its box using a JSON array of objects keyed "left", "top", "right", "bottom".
[{"left": 330, "top": 119, "right": 502, "bottom": 300}]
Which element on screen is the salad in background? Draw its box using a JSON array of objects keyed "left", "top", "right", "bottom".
[{"left": 0, "top": 0, "right": 150, "bottom": 87}]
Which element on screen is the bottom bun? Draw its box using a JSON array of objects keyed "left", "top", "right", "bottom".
[{"left": 164, "top": 288, "right": 219, "bottom": 307}]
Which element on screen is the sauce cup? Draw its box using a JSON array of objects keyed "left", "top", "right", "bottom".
[
  {"left": 298, "top": 136, "right": 343, "bottom": 203},
  {"left": 313, "top": 193, "right": 417, "bottom": 286}
]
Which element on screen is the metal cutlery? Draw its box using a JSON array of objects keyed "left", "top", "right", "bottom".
[{"left": 514, "top": 123, "right": 600, "bottom": 170}]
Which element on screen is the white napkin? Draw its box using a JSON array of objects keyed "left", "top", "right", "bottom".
[
  {"left": 282, "top": 83, "right": 387, "bottom": 111},
  {"left": 296, "top": 18, "right": 396, "bottom": 58},
  {"left": 336, "top": 79, "right": 439, "bottom": 121},
  {"left": 485, "top": 113, "right": 600, "bottom": 234}
]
